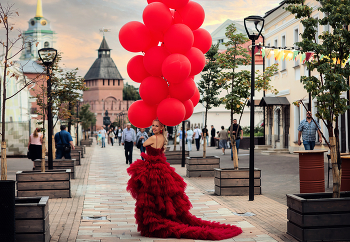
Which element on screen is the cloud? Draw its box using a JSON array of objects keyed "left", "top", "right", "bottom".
[{"left": 4, "top": 0, "right": 281, "bottom": 87}]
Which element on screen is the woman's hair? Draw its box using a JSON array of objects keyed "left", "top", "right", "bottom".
[
  {"left": 33, "top": 128, "right": 41, "bottom": 138},
  {"left": 154, "top": 118, "right": 168, "bottom": 146}
]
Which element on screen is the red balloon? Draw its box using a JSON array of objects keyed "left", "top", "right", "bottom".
[
  {"left": 170, "top": 9, "right": 183, "bottom": 24},
  {"left": 163, "top": 0, "right": 189, "bottom": 9},
  {"left": 128, "top": 100, "right": 157, "bottom": 128},
  {"left": 147, "top": 0, "right": 162, "bottom": 3},
  {"left": 119, "top": 21, "right": 152, "bottom": 52},
  {"left": 169, "top": 77, "right": 196, "bottom": 102},
  {"left": 143, "top": 46, "right": 170, "bottom": 77},
  {"left": 157, "top": 98, "right": 186, "bottom": 126},
  {"left": 143, "top": 2, "right": 173, "bottom": 33},
  {"left": 193, "top": 28, "right": 212, "bottom": 54},
  {"left": 164, "top": 24, "right": 194, "bottom": 54},
  {"left": 190, "top": 86, "right": 200, "bottom": 106},
  {"left": 186, "top": 47, "right": 206, "bottom": 76},
  {"left": 139, "top": 76, "right": 169, "bottom": 105},
  {"left": 162, "top": 54, "right": 191, "bottom": 84},
  {"left": 183, "top": 99, "right": 194, "bottom": 120},
  {"left": 177, "top": 1, "right": 205, "bottom": 30},
  {"left": 127, "top": 55, "right": 150, "bottom": 83}
]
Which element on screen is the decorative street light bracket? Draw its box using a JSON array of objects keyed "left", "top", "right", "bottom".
[
  {"left": 38, "top": 48, "right": 58, "bottom": 67},
  {"left": 244, "top": 16, "right": 264, "bottom": 41}
]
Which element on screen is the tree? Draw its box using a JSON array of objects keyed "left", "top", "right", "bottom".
[
  {"left": 216, "top": 23, "right": 278, "bottom": 169},
  {"left": 79, "top": 104, "right": 96, "bottom": 140},
  {"left": 285, "top": 0, "right": 350, "bottom": 198},
  {"left": 0, "top": 3, "right": 41, "bottom": 180},
  {"left": 198, "top": 43, "right": 222, "bottom": 158},
  {"left": 123, "top": 83, "right": 141, "bottom": 101}
]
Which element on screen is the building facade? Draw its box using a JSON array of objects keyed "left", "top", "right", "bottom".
[
  {"left": 263, "top": 0, "right": 348, "bottom": 152},
  {"left": 83, "top": 36, "right": 132, "bottom": 128}
]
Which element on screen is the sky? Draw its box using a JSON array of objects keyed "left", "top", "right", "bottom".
[{"left": 4, "top": 0, "right": 281, "bottom": 86}]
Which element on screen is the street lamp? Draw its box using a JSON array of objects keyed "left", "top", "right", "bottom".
[
  {"left": 38, "top": 48, "right": 58, "bottom": 170},
  {"left": 244, "top": 15, "right": 264, "bottom": 201}
]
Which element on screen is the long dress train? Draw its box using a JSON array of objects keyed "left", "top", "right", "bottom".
[{"left": 126, "top": 146, "right": 242, "bottom": 240}]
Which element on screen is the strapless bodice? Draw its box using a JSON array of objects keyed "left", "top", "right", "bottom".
[{"left": 145, "top": 146, "right": 164, "bottom": 156}]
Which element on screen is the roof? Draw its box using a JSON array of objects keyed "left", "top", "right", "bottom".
[
  {"left": 15, "top": 60, "right": 45, "bottom": 74},
  {"left": 99, "top": 36, "right": 110, "bottom": 51},
  {"left": 84, "top": 37, "right": 123, "bottom": 81},
  {"left": 264, "top": 1, "right": 286, "bottom": 18},
  {"left": 259, "top": 97, "right": 290, "bottom": 106},
  {"left": 246, "top": 99, "right": 261, "bottom": 106}
]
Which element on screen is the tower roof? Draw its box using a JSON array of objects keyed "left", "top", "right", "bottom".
[
  {"left": 99, "top": 36, "right": 110, "bottom": 50},
  {"left": 35, "top": 0, "right": 43, "bottom": 18},
  {"left": 84, "top": 37, "right": 123, "bottom": 81}
]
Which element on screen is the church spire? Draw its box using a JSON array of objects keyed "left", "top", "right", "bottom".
[{"left": 35, "top": 0, "right": 43, "bottom": 18}]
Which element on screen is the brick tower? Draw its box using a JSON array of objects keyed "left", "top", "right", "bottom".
[{"left": 83, "top": 36, "right": 132, "bottom": 128}]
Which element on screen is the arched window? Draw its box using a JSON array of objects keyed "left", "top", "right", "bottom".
[
  {"left": 26, "top": 43, "right": 32, "bottom": 54},
  {"left": 44, "top": 42, "right": 50, "bottom": 48}
]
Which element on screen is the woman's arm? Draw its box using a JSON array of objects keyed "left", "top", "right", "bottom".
[
  {"left": 40, "top": 135, "right": 43, "bottom": 144},
  {"left": 143, "top": 135, "right": 155, "bottom": 147}
]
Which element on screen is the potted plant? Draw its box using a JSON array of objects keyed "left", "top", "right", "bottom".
[
  {"left": 284, "top": 1, "right": 350, "bottom": 240},
  {"left": 213, "top": 23, "right": 277, "bottom": 194}
]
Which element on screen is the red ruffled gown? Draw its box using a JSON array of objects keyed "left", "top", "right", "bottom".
[{"left": 126, "top": 146, "right": 242, "bottom": 240}]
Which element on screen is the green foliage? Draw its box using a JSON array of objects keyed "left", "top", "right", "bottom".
[
  {"left": 198, "top": 43, "right": 222, "bottom": 126},
  {"left": 216, "top": 24, "right": 278, "bottom": 116},
  {"left": 242, "top": 126, "right": 264, "bottom": 137},
  {"left": 79, "top": 104, "right": 96, "bottom": 131},
  {"left": 33, "top": 53, "right": 87, "bottom": 125},
  {"left": 285, "top": 0, "right": 350, "bottom": 137},
  {"left": 123, "top": 83, "right": 141, "bottom": 101}
]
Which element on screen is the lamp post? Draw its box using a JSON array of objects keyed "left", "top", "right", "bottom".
[
  {"left": 38, "top": 48, "right": 58, "bottom": 170},
  {"left": 244, "top": 16, "right": 264, "bottom": 201}
]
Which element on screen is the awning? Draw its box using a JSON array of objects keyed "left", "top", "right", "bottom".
[
  {"left": 246, "top": 99, "right": 262, "bottom": 106},
  {"left": 259, "top": 97, "right": 290, "bottom": 106}
]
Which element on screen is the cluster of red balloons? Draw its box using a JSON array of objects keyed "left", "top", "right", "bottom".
[{"left": 119, "top": 0, "right": 212, "bottom": 128}]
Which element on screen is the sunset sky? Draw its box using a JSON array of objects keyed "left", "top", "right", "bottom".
[{"left": 5, "top": 0, "right": 281, "bottom": 86}]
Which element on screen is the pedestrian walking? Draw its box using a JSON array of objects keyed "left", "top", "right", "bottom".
[
  {"left": 28, "top": 128, "right": 43, "bottom": 169},
  {"left": 108, "top": 128, "right": 115, "bottom": 146},
  {"left": 202, "top": 125, "right": 209, "bottom": 145},
  {"left": 298, "top": 111, "right": 322, "bottom": 150},
  {"left": 210, "top": 125, "right": 216, "bottom": 147},
  {"left": 217, "top": 126, "right": 228, "bottom": 155},
  {"left": 186, "top": 128, "right": 194, "bottom": 151},
  {"left": 178, "top": 127, "right": 187, "bottom": 150},
  {"left": 100, "top": 127, "right": 107, "bottom": 148},
  {"left": 54, "top": 125, "right": 75, "bottom": 159},
  {"left": 115, "top": 126, "right": 122, "bottom": 146},
  {"left": 193, "top": 126, "right": 202, "bottom": 151},
  {"left": 121, "top": 123, "right": 136, "bottom": 164},
  {"left": 136, "top": 128, "right": 149, "bottom": 160},
  {"left": 228, "top": 119, "right": 243, "bottom": 160}
]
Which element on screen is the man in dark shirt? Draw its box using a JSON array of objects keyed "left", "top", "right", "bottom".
[
  {"left": 228, "top": 119, "right": 243, "bottom": 160},
  {"left": 54, "top": 125, "right": 75, "bottom": 159},
  {"left": 202, "top": 125, "right": 209, "bottom": 146},
  {"left": 210, "top": 125, "right": 216, "bottom": 147}
]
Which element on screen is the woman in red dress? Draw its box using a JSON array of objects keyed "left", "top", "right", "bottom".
[{"left": 127, "top": 119, "right": 242, "bottom": 240}]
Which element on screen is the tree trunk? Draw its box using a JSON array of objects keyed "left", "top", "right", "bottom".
[
  {"left": 330, "top": 136, "right": 342, "bottom": 198},
  {"left": 41, "top": 139, "right": 46, "bottom": 172},
  {"left": 1, "top": 142, "right": 7, "bottom": 180},
  {"left": 68, "top": 102, "right": 72, "bottom": 133},
  {"left": 52, "top": 135, "right": 55, "bottom": 161}
]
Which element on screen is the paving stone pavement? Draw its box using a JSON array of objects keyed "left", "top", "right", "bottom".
[{"left": 74, "top": 142, "right": 288, "bottom": 242}]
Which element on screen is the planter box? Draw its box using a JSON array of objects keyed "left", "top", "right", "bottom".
[
  {"left": 214, "top": 168, "right": 261, "bottom": 196},
  {"left": 164, "top": 150, "right": 189, "bottom": 165},
  {"left": 186, "top": 156, "right": 220, "bottom": 177},
  {"left": 287, "top": 192, "right": 350, "bottom": 242},
  {"left": 33, "top": 159, "right": 76, "bottom": 179},
  {"left": 0, "top": 180, "right": 15, "bottom": 241},
  {"left": 80, "top": 139, "right": 92, "bottom": 147},
  {"left": 15, "top": 196, "right": 50, "bottom": 242},
  {"left": 16, "top": 170, "right": 71, "bottom": 198},
  {"left": 239, "top": 136, "right": 264, "bottom": 150},
  {"left": 70, "top": 151, "right": 81, "bottom": 165}
]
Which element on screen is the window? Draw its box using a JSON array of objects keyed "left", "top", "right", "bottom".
[
  {"left": 281, "top": 35, "right": 286, "bottom": 70},
  {"left": 44, "top": 41, "right": 50, "bottom": 48},
  {"left": 324, "top": 12, "right": 330, "bottom": 33},
  {"left": 304, "top": 66, "right": 309, "bottom": 77},
  {"left": 218, "top": 39, "right": 224, "bottom": 44},
  {"left": 274, "top": 39, "right": 278, "bottom": 65},
  {"left": 113, "top": 80, "right": 115, "bottom": 86},
  {"left": 103, "top": 80, "right": 105, "bottom": 85},
  {"left": 294, "top": 28, "right": 299, "bottom": 66},
  {"left": 295, "top": 67, "right": 300, "bottom": 81},
  {"left": 118, "top": 80, "right": 120, "bottom": 86},
  {"left": 108, "top": 79, "right": 110, "bottom": 86},
  {"left": 30, "top": 107, "right": 37, "bottom": 114},
  {"left": 26, "top": 43, "right": 32, "bottom": 54}
]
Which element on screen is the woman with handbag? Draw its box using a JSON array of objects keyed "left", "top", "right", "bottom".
[
  {"left": 136, "top": 128, "right": 148, "bottom": 160},
  {"left": 108, "top": 128, "right": 115, "bottom": 146},
  {"left": 28, "top": 128, "right": 43, "bottom": 169}
]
